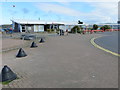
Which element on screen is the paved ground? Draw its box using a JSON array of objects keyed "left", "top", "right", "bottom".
[
  {"left": 2, "top": 38, "right": 27, "bottom": 50},
  {"left": 1, "top": 33, "right": 118, "bottom": 88}
]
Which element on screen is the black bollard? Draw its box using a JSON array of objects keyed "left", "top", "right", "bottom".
[
  {"left": 39, "top": 38, "right": 45, "bottom": 43},
  {"left": 16, "top": 48, "right": 27, "bottom": 58},
  {"left": 30, "top": 41, "right": 38, "bottom": 48},
  {"left": 0, "top": 65, "right": 17, "bottom": 82}
]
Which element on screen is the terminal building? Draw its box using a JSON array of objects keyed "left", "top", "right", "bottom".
[
  {"left": 11, "top": 19, "right": 119, "bottom": 33},
  {"left": 11, "top": 19, "right": 84, "bottom": 33}
]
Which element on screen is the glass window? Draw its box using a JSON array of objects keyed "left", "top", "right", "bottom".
[{"left": 22, "top": 25, "right": 25, "bottom": 30}]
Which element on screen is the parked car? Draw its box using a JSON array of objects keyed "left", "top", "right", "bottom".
[{"left": 3, "top": 28, "right": 13, "bottom": 34}]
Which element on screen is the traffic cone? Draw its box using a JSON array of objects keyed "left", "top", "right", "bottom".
[
  {"left": 0, "top": 65, "right": 17, "bottom": 82},
  {"left": 16, "top": 48, "right": 27, "bottom": 57},
  {"left": 39, "top": 38, "right": 45, "bottom": 43},
  {"left": 30, "top": 41, "right": 38, "bottom": 48}
]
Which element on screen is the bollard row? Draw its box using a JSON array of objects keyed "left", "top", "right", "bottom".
[{"left": 1, "top": 38, "right": 45, "bottom": 83}]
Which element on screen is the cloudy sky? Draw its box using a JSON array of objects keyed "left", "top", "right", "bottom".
[{"left": 0, "top": 0, "right": 119, "bottom": 25}]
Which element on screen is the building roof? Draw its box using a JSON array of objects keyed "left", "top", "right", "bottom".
[
  {"left": 11, "top": 19, "right": 66, "bottom": 25},
  {"left": 11, "top": 19, "right": 85, "bottom": 25}
]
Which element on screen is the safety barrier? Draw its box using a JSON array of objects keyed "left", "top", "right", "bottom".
[
  {"left": 83, "top": 30, "right": 104, "bottom": 34},
  {"left": 83, "top": 29, "right": 120, "bottom": 34},
  {"left": 106, "top": 29, "right": 120, "bottom": 31}
]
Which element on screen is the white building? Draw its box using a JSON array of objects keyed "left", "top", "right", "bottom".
[{"left": 11, "top": 19, "right": 84, "bottom": 33}]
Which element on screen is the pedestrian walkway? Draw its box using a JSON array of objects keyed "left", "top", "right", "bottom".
[
  {"left": 1, "top": 34, "right": 118, "bottom": 88},
  {"left": 2, "top": 39, "right": 26, "bottom": 49},
  {"left": 2, "top": 38, "right": 31, "bottom": 53}
]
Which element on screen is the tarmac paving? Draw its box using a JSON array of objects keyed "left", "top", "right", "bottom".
[
  {"left": 94, "top": 32, "right": 119, "bottom": 54},
  {"left": 1, "top": 33, "right": 118, "bottom": 88},
  {"left": 2, "top": 38, "right": 27, "bottom": 50}
]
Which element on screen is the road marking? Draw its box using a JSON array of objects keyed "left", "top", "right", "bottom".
[{"left": 90, "top": 36, "right": 120, "bottom": 57}]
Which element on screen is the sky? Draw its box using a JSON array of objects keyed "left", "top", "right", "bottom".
[{"left": 0, "top": 1, "right": 119, "bottom": 25}]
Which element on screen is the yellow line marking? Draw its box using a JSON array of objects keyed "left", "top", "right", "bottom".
[{"left": 90, "top": 36, "right": 120, "bottom": 57}]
